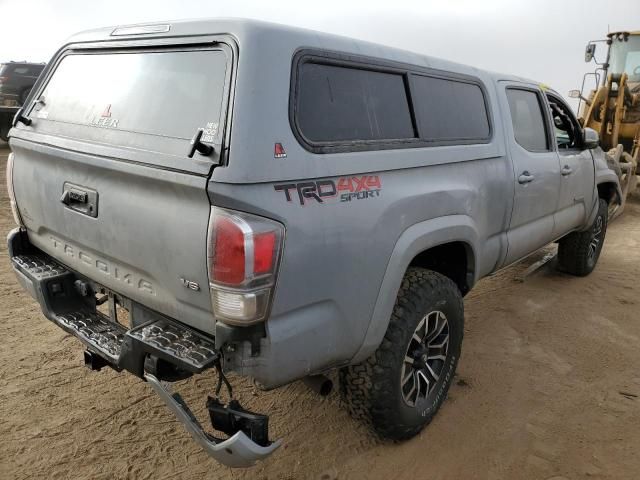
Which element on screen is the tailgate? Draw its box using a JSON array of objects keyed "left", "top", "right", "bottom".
[{"left": 10, "top": 44, "right": 234, "bottom": 334}]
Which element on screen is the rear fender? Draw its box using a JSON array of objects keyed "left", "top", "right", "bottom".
[{"left": 351, "top": 215, "right": 479, "bottom": 364}]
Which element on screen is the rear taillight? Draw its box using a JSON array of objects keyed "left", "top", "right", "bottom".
[
  {"left": 6, "top": 153, "right": 24, "bottom": 227},
  {"left": 0, "top": 76, "right": 7, "bottom": 84},
  {"left": 207, "top": 207, "right": 284, "bottom": 325}
]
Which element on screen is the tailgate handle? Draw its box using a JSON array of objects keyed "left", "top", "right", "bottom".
[
  {"left": 61, "top": 188, "right": 88, "bottom": 205},
  {"left": 60, "top": 183, "right": 98, "bottom": 218}
]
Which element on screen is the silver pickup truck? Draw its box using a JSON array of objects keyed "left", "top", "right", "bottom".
[{"left": 6, "top": 19, "right": 621, "bottom": 467}]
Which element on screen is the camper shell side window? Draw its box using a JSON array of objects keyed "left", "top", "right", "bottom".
[{"left": 290, "top": 49, "right": 493, "bottom": 154}]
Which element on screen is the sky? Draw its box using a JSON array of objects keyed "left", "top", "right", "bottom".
[{"left": 1, "top": 0, "right": 638, "bottom": 109}]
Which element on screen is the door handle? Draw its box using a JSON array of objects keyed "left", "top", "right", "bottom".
[
  {"left": 518, "top": 171, "right": 535, "bottom": 184},
  {"left": 561, "top": 165, "right": 573, "bottom": 176}
]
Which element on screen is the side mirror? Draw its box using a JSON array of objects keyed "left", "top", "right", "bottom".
[
  {"left": 583, "top": 127, "right": 599, "bottom": 149},
  {"left": 568, "top": 89, "right": 581, "bottom": 99},
  {"left": 585, "top": 43, "right": 596, "bottom": 62}
]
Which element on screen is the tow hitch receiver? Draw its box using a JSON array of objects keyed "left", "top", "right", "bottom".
[
  {"left": 83, "top": 349, "right": 109, "bottom": 371},
  {"left": 144, "top": 373, "right": 281, "bottom": 468}
]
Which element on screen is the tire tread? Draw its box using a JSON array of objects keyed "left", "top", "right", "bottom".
[
  {"left": 340, "top": 268, "right": 463, "bottom": 440},
  {"left": 557, "top": 198, "right": 608, "bottom": 276}
]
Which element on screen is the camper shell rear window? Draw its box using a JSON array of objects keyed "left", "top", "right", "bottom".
[{"left": 28, "top": 47, "right": 230, "bottom": 157}]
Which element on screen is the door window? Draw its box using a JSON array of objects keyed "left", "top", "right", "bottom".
[
  {"left": 506, "top": 89, "right": 550, "bottom": 152},
  {"left": 546, "top": 94, "right": 581, "bottom": 150}
]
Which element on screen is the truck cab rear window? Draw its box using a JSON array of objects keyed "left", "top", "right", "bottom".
[
  {"left": 295, "top": 62, "right": 416, "bottom": 144},
  {"left": 31, "top": 49, "right": 228, "bottom": 153}
]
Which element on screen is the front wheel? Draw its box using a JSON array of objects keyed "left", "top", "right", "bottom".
[
  {"left": 557, "top": 198, "right": 608, "bottom": 276},
  {"left": 340, "top": 268, "right": 464, "bottom": 440}
]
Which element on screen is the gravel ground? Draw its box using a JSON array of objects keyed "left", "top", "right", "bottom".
[{"left": 1, "top": 144, "right": 639, "bottom": 479}]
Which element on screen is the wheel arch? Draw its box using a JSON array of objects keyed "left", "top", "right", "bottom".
[
  {"left": 408, "top": 241, "right": 475, "bottom": 297},
  {"left": 597, "top": 180, "right": 622, "bottom": 206},
  {"left": 351, "top": 215, "right": 479, "bottom": 364},
  {"left": 582, "top": 180, "right": 622, "bottom": 228}
]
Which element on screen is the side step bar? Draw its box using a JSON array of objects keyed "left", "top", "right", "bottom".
[{"left": 144, "top": 373, "right": 281, "bottom": 468}]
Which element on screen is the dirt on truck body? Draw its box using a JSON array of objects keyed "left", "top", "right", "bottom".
[
  {"left": 2, "top": 147, "right": 640, "bottom": 478},
  {"left": 1, "top": 17, "right": 635, "bottom": 474}
]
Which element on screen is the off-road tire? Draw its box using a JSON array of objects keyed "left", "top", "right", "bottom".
[
  {"left": 340, "top": 268, "right": 464, "bottom": 440},
  {"left": 557, "top": 198, "right": 608, "bottom": 276}
]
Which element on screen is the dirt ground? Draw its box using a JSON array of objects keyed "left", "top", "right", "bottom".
[{"left": 0, "top": 143, "right": 639, "bottom": 480}]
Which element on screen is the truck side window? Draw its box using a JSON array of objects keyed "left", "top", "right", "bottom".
[
  {"left": 506, "top": 89, "right": 550, "bottom": 152},
  {"left": 296, "top": 62, "right": 416, "bottom": 143},
  {"left": 547, "top": 95, "right": 580, "bottom": 150}
]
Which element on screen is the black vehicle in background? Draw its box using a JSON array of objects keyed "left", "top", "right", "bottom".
[{"left": 0, "top": 61, "right": 45, "bottom": 141}]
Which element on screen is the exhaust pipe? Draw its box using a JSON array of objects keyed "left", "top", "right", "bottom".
[{"left": 303, "top": 375, "right": 333, "bottom": 397}]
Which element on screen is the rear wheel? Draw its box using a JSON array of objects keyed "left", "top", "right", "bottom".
[
  {"left": 340, "top": 268, "right": 464, "bottom": 440},
  {"left": 557, "top": 198, "right": 608, "bottom": 276}
]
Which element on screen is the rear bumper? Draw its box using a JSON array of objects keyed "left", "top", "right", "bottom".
[
  {"left": 144, "top": 373, "right": 280, "bottom": 467},
  {"left": 7, "top": 228, "right": 281, "bottom": 467},
  {"left": 8, "top": 230, "right": 219, "bottom": 377}
]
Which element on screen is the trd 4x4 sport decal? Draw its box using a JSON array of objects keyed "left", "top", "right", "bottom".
[{"left": 274, "top": 175, "right": 382, "bottom": 205}]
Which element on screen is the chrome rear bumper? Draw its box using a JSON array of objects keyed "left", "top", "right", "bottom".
[{"left": 145, "top": 374, "right": 281, "bottom": 467}]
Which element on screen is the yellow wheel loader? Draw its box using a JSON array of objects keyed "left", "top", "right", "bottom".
[{"left": 571, "top": 31, "right": 640, "bottom": 218}]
